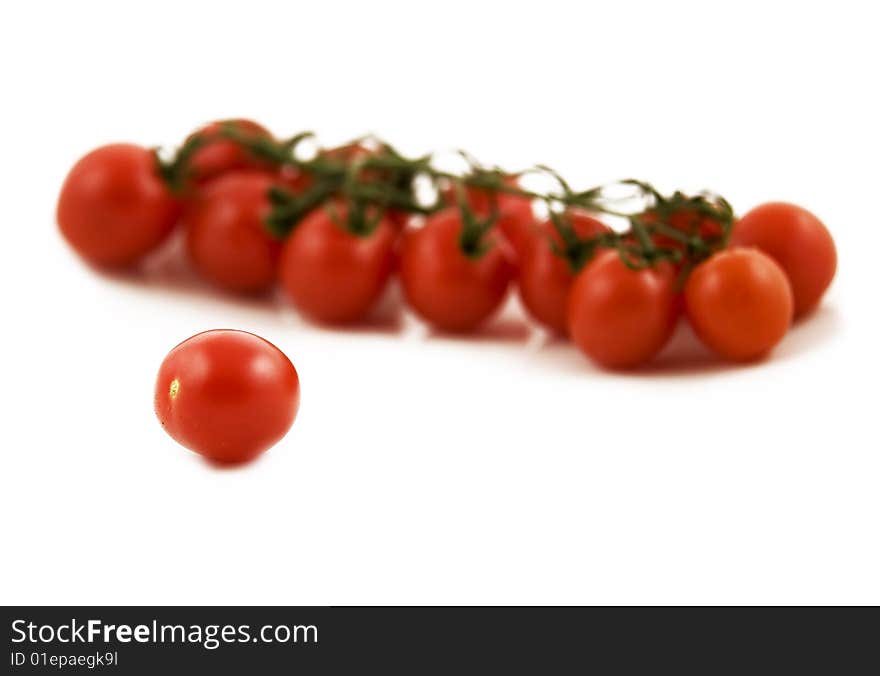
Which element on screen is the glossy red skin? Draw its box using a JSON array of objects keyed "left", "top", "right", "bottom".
[
  {"left": 518, "top": 212, "right": 610, "bottom": 334},
  {"left": 185, "top": 119, "right": 272, "bottom": 186},
  {"left": 567, "top": 250, "right": 678, "bottom": 369},
  {"left": 443, "top": 177, "right": 535, "bottom": 254},
  {"left": 685, "top": 248, "right": 793, "bottom": 361},
  {"left": 496, "top": 205, "right": 538, "bottom": 257},
  {"left": 155, "top": 330, "right": 300, "bottom": 463},
  {"left": 183, "top": 170, "right": 282, "bottom": 293},
  {"left": 279, "top": 203, "right": 397, "bottom": 324},
  {"left": 400, "top": 208, "right": 515, "bottom": 332},
  {"left": 731, "top": 202, "right": 836, "bottom": 317},
  {"left": 57, "top": 144, "right": 180, "bottom": 267}
]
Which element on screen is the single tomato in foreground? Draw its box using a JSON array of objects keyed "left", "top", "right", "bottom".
[
  {"left": 183, "top": 119, "right": 273, "bottom": 186},
  {"left": 518, "top": 211, "right": 610, "bottom": 334},
  {"left": 155, "top": 330, "right": 300, "bottom": 464},
  {"left": 183, "top": 170, "right": 284, "bottom": 293},
  {"left": 731, "top": 202, "right": 836, "bottom": 317},
  {"left": 685, "top": 248, "right": 793, "bottom": 361},
  {"left": 57, "top": 144, "right": 181, "bottom": 267},
  {"left": 567, "top": 250, "right": 678, "bottom": 369},
  {"left": 279, "top": 202, "right": 397, "bottom": 324},
  {"left": 400, "top": 207, "right": 515, "bottom": 332}
]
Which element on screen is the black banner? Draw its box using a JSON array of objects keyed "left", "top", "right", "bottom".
[{"left": 2, "top": 606, "right": 876, "bottom": 673}]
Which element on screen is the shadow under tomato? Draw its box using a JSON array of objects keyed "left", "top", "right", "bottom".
[
  {"left": 627, "top": 322, "right": 746, "bottom": 377},
  {"left": 72, "top": 228, "right": 842, "bottom": 378},
  {"left": 277, "top": 282, "right": 406, "bottom": 336},
  {"left": 527, "top": 324, "right": 750, "bottom": 378},
  {"left": 200, "top": 454, "right": 265, "bottom": 471},
  {"left": 532, "top": 329, "right": 569, "bottom": 348},
  {"left": 526, "top": 303, "right": 840, "bottom": 378},
  {"left": 417, "top": 294, "right": 535, "bottom": 345},
  {"left": 89, "top": 230, "right": 277, "bottom": 313},
  {"left": 766, "top": 304, "right": 840, "bottom": 362},
  {"left": 621, "top": 304, "right": 840, "bottom": 378},
  {"left": 331, "top": 282, "right": 405, "bottom": 335},
  {"left": 424, "top": 314, "right": 533, "bottom": 344}
]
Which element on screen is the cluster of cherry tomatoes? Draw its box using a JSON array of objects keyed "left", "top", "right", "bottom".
[{"left": 57, "top": 119, "right": 837, "bottom": 370}]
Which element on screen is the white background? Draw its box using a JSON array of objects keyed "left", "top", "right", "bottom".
[{"left": 1, "top": 1, "right": 878, "bottom": 605}]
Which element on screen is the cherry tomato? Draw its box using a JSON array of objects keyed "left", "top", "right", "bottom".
[
  {"left": 685, "top": 248, "right": 793, "bottom": 361},
  {"left": 183, "top": 170, "right": 283, "bottom": 293},
  {"left": 518, "top": 211, "right": 610, "bottom": 334},
  {"left": 184, "top": 119, "right": 273, "bottom": 186},
  {"left": 57, "top": 144, "right": 180, "bottom": 267},
  {"left": 155, "top": 330, "right": 300, "bottom": 464},
  {"left": 400, "top": 207, "right": 515, "bottom": 332},
  {"left": 443, "top": 177, "right": 535, "bottom": 254},
  {"left": 279, "top": 203, "right": 397, "bottom": 324},
  {"left": 567, "top": 250, "right": 678, "bottom": 369},
  {"left": 731, "top": 202, "right": 836, "bottom": 317}
]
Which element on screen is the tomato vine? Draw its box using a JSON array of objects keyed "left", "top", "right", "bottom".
[{"left": 157, "top": 122, "right": 736, "bottom": 272}]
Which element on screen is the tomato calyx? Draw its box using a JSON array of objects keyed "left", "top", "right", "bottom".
[
  {"left": 153, "top": 120, "right": 278, "bottom": 195},
  {"left": 534, "top": 180, "right": 735, "bottom": 291},
  {"left": 258, "top": 138, "right": 430, "bottom": 238},
  {"left": 623, "top": 180, "right": 734, "bottom": 261},
  {"left": 219, "top": 125, "right": 313, "bottom": 166},
  {"left": 546, "top": 210, "right": 615, "bottom": 273},
  {"left": 325, "top": 199, "right": 387, "bottom": 238},
  {"left": 264, "top": 178, "right": 340, "bottom": 238},
  {"left": 582, "top": 182, "right": 736, "bottom": 282},
  {"left": 448, "top": 182, "right": 500, "bottom": 258},
  {"left": 155, "top": 122, "right": 311, "bottom": 195},
  {"left": 154, "top": 134, "right": 207, "bottom": 193}
]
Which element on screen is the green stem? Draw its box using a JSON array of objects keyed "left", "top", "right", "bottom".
[{"left": 163, "top": 126, "right": 737, "bottom": 273}]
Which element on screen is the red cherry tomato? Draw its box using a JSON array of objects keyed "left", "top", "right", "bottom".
[
  {"left": 279, "top": 203, "right": 397, "bottom": 324},
  {"left": 518, "top": 211, "right": 610, "bottom": 334},
  {"left": 183, "top": 170, "right": 283, "bottom": 294},
  {"left": 731, "top": 202, "right": 836, "bottom": 317},
  {"left": 568, "top": 250, "right": 678, "bottom": 369},
  {"left": 57, "top": 144, "right": 180, "bottom": 267},
  {"left": 685, "top": 248, "right": 793, "bottom": 361},
  {"left": 155, "top": 330, "right": 300, "bottom": 464},
  {"left": 400, "top": 207, "right": 515, "bottom": 332},
  {"left": 184, "top": 119, "right": 273, "bottom": 186}
]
